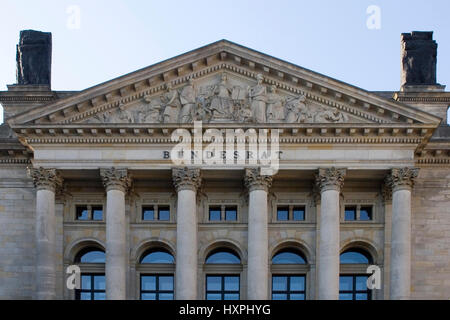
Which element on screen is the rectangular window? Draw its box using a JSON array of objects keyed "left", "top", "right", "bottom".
[
  {"left": 142, "top": 206, "right": 155, "bottom": 221},
  {"left": 225, "top": 206, "right": 237, "bottom": 221},
  {"left": 344, "top": 206, "right": 357, "bottom": 221},
  {"left": 292, "top": 206, "right": 305, "bottom": 221},
  {"left": 140, "top": 275, "right": 174, "bottom": 300},
  {"left": 91, "top": 206, "right": 103, "bottom": 221},
  {"left": 76, "top": 205, "right": 103, "bottom": 221},
  {"left": 141, "top": 205, "right": 170, "bottom": 221},
  {"left": 158, "top": 206, "right": 170, "bottom": 221},
  {"left": 272, "top": 275, "right": 305, "bottom": 300},
  {"left": 339, "top": 275, "right": 371, "bottom": 300},
  {"left": 206, "top": 275, "right": 240, "bottom": 300},
  {"left": 209, "top": 206, "right": 221, "bottom": 221},
  {"left": 276, "top": 206, "right": 289, "bottom": 221},
  {"left": 76, "top": 205, "right": 89, "bottom": 220},
  {"left": 75, "top": 274, "right": 105, "bottom": 300},
  {"left": 360, "top": 206, "right": 373, "bottom": 221}
]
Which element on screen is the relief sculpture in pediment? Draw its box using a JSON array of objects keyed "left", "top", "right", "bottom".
[{"left": 84, "top": 72, "right": 351, "bottom": 124}]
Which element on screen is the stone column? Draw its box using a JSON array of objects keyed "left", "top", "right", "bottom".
[
  {"left": 29, "top": 167, "right": 63, "bottom": 300},
  {"left": 100, "top": 168, "right": 131, "bottom": 300},
  {"left": 385, "top": 167, "right": 419, "bottom": 300},
  {"left": 172, "top": 167, "right": 201, "bottom": 300},
  {"left": 244, "top": 168, "right": 273, "bottom": 300},
  {"left": 315, "top": 167, "right": 346, "bottom": 300}
]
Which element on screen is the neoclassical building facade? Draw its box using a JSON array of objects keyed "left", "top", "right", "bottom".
[{"left": 0, "top": 30, "right": 449, "bottom": 300}]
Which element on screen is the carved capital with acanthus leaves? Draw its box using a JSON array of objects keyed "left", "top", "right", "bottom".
[
  {"left": 244, "top": 168, "right": 273, "bottom": 192},
  {"left": 384, "top": 167, "right": 419, "bottom": 192},
  {"left": 28, "top": 167, "right": 63, "bottom": 193},
  {"left": 314, "top": 167, "right": 346, "bottom": 193},
  {"left": 100, "top": 168, "right": 131, "bottom": 193},
  {"left": 172, "top": 167, "right": 202, "bottom": 192}
]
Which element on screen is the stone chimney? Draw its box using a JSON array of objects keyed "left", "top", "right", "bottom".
[
  {"left": 16, "top": 30, "right": 52, "bottom": 88},
  {"left": 400, "top": 31, "right": 444, "bottom": 92}
]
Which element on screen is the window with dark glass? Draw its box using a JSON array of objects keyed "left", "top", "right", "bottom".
[
  {"left": 339, "top": 275, "right": 371, "bottom": 300},
  {"left": 76, "top": 274, "right": 105, "bottom": 300},
  {"left": 276, "top": 206, "right": 289, "bottom": 221},
  {"left": 272, "top": 275, "right": 305, "bottom": 300},
  {"left": 206, "top": 275, "right": 240, "bottom": 300},
  {"left": 360, "top": 206, "right": 373, "bottom": 221},
  {"left": 209, "top": 206, "right": 221, "bottom": 221},
  {"left": 344, "top": 206, "right": 357, "bottom": 221},
  {"left": 142, "top": 206, "right": 155, "bottom": 221},
  {"left": 141, "top": 275, "right": 174, "bottom": 300},
  {"left": 92, "top": 206, "right": 103, "bottom": 220},
  {"left": 158, "top": 206, "right": 170, "bottom": 221},
  {"left": 292, "top": 206, "right": 305, "bottom": 221},
  {"left": 76, "top": 205, "right": 89, "bottom": 220},
  {"left": 75, "top": 248, "right": 106, "bottom": 301},
  {"left": 225, "top": 206, "right": 237, "bottom": 221},
  {"left": 339, "top": 249, "right": 372, "bottom": 300},
  {"left": 76, "top": 205, "right": 103, "bottom": 221},
  {"left": 139, "top": 249, "right": 175, "bottom": 300},
  {"left": 141, "top": 205, "right": 170, "bottom": 221}
]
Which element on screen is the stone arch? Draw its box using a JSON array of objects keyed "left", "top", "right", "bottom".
[
  {"left": 200, "top": 239, "right": 246, "bottom": 264},
  {"left": 132, "top": 238, "right": 176, "bottom": 264},
  {"left": 340, "top": 238, "right": 380, "bottom": 264},
  {"left": 64, "top": 238, "right": 105, "bottom": 264},
  {"left": 269, "top": 238, "right": 313, "bottom": 264}
]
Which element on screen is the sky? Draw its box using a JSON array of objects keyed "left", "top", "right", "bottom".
[{"left": 0, "top": 0, "right": 449, "bottom": 123}]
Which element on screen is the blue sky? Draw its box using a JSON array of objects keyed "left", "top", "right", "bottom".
[{"left": 0, "top": 0, "right": 449, "bottom": 122}]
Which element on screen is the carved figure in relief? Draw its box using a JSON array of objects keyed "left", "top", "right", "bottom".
[
  {"left": 266, "top": 85, "right": 285, "bottom": 122},
  {"left": 137, "top": 95, "right": 161, "bottom": 123},
  {"left": 161, "top": 82, "right": 181, "bottom": 123},
  {"left": 314, "top": 107, "right": 348, "bottom": 123},
  {"left": 285, "top": 94, "right": 309, "bottom": 123},
  {"left": 102, "top": 104, "right": 133, "bottom": 123},
  {"left": 179, "top": 79, "right": 196, "bottom": 123},
  {"left": 248, "top": 73, "right": 267, "bottom": 123},
  {"left": 210, "top": 73, "right": 232, "bottom": 119}
]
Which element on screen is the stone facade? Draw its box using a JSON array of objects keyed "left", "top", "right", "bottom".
[{"left": 0, "top": 31, "right": 449, "bottom": 300}]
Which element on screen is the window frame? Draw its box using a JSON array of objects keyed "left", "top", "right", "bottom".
[
  {"left": 342, "top": 204, "right": 375, "bottom": 222},
  {"left": 206, "top": 204, "right": 239, "bottom": 223},
  {"left": 274, "top": 204, "right": 307, "bottom": 223},
  {"left": 205, "top": 274, "right": 240, "bottom": 300},
  {"left": 339, "top": 274, "right": 372, "bottom": 300},
  {"left": 140, "top": 274, "right": 174, "bottom": 300},
  {"left": 140, "top": 204, "right": 172, "bottom": 222},
  {"left": 271, "top": 274, "right": 306, "bottom": 300},
  {"left": 74, "top": 204, "right": 105, "bottom": 222},
  {"left": 75, "top": 273, "right": 106, "bottom": 300}
]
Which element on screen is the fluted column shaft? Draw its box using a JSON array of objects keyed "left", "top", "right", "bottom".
[
  {"left": 173, "top": 167, "right": 201, "bottom": 300},
  {"left": 100, "top": 168, "right": 131, "bottom": 300},
  {"left": 29, "top": 167, "right": 63, "bottom": 300},
  {"left": 315, "top": 167, "right": 346, "bottom": 300},
  {"left": 385, "top": 168, "right": 418, "bottom": 300},
  {"left": 245, "top": 168, "right": 273, "bottom": 300}
]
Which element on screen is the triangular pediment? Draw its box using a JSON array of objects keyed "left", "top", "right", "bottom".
[{"left": 7, "top": 40, "right": 442, "bottom": 127}]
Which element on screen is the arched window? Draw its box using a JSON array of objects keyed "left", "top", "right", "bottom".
[
  {"left": 138, "top": 247, "right": 175, "bottom": 300},
  {"left": 206, "top": 249, "right": 241, "bottom": 264},
  {"left": 74, "top": 247, "right": 105, "bottom": 300},
  {"left": 76, "top": 248, "right": 106, "bottom": 263},
  {"left": 140, "top": 249, "right": 174, "bottom": 264},
  {"left": 205, "top": 248, "right": 242, "bottom": 300},
  {"left": 340, "top": 249, "right": 372, "bottom": 264},
  {"left": 339, "top": 248, "right": 373, "bottom": 300},
  {"left": 272, "top": 249, "right": 307, "bottom": 264},
  {"left": 271, "top": 248, "right": 308, "bottom": 300}
]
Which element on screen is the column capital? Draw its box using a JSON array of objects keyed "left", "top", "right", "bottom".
[
  {"left": 100, "top": 167, "right": 131, "bottom": 193},
  {"left": 244, "top": 167, "right": 273, "bottom": 192},
  {"left": 28, "top": 167, "right": 63, "bottom": 192},
  {"left": 172, "top": 167, "right": 201, "bottom": 192},
  {"left": 384, "top": 167, "right": 419, "bottom": 192},
  {"left": 314, "top": 167, "right": 346, "bottom": 193}
]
